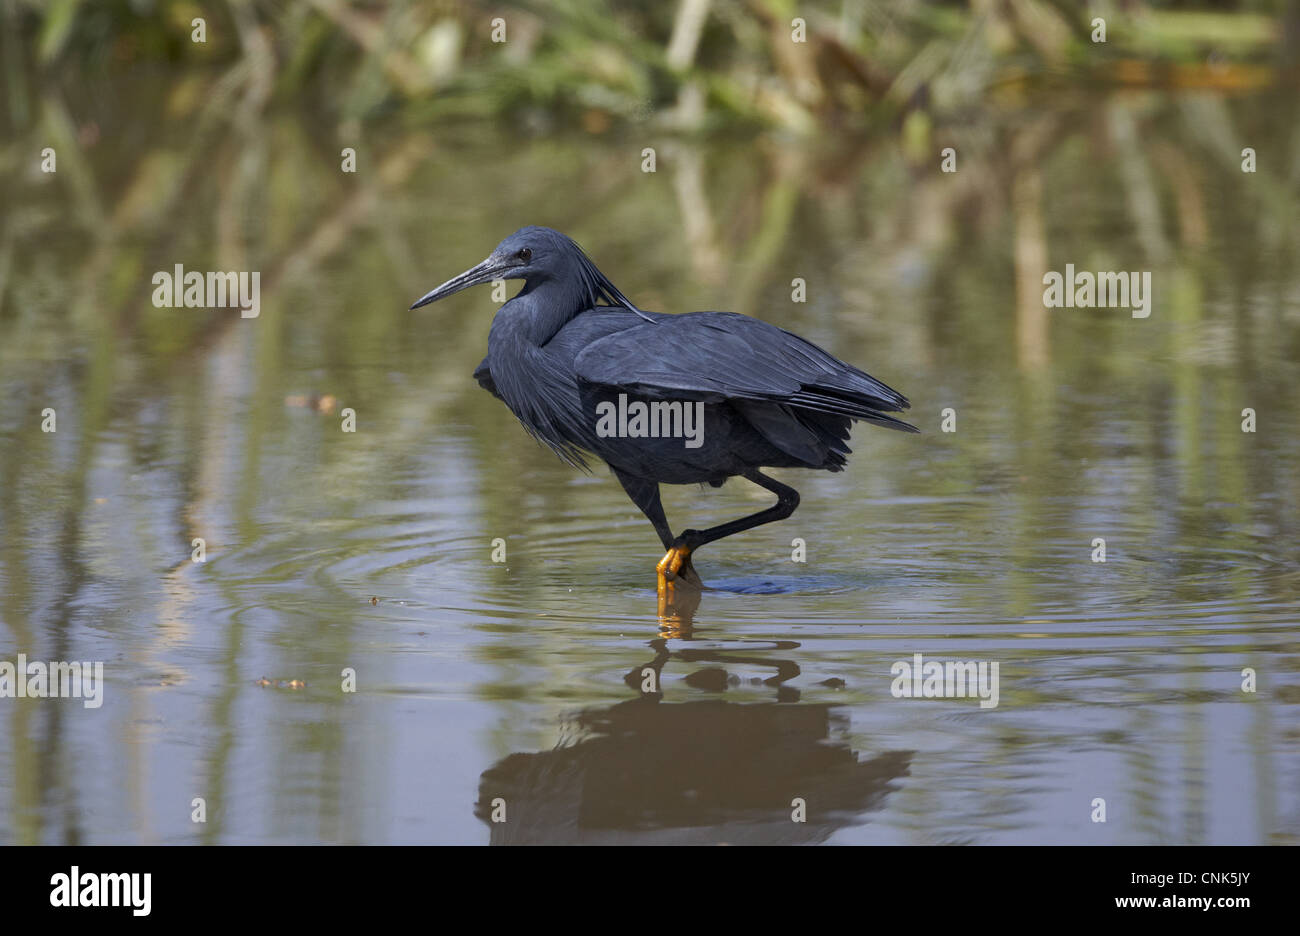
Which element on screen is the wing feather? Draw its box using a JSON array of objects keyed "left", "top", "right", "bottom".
[{"left": 574, "top": 311, "right": 915, "bottom": 431}]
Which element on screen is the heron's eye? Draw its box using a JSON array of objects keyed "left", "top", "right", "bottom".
[{"left": 517, "top": 248, "right": 532, "bottom": 262}]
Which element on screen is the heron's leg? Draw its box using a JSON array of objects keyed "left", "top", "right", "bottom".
[
  {"left": 611, "top": 468, "right": 702, "bottom": 594},
  {"left": 612, "top": 468, "right": 674, "bottom": 549},
  {"left": 659, "top": 470, "right": 800, "bottom": 579}
]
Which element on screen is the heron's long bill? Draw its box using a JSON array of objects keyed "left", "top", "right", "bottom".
[{"left": 409, "top": 257, "right": 508, "bottom": 310}]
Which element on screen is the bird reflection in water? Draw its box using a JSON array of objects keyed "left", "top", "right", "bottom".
[
  {"left": 473, "top": 638, "right": 912, "bottom": 844},
  {"left": 655, "top": 569, "right": 702, "bottom": 635}
]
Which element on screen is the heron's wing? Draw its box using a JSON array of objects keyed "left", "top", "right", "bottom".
[
  {"left": 473, "top": 356, "right": 502, "bottom": 400},
  {"left": 574, "top": 311, "right": 916, "bottom": 432}
]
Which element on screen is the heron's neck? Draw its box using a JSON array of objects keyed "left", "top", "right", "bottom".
[{"left": 502, "top": 277, "right": 591, "bottom": 345}]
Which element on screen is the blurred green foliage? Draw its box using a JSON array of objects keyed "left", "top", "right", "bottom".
[{"left": 3, "top": 0, "right": 1296, "bottom": 133}]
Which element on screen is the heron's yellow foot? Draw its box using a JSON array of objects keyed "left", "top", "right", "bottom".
[
  {"left": 657, "top": 544, "right": 702, "bottom": 602},
  {"left": 657, "top": 545, "right": 702, "bottom": 624},
  {"left": 657, "top": 544, "right": 692, "bottom": 581}
]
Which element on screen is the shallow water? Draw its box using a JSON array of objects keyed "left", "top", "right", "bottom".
[{"left": 1, "top": 79, "right": 1298, "bottom": 844}]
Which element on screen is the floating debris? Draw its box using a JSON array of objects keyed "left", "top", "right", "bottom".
[
  {"left": 284, "top": 393, "right": 338, "bottom": 414},
  {"left": 256, "top": 677, "right": 307, "bottom": 690}
]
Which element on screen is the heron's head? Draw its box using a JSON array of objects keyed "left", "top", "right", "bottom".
[{"left": 409, "top": 226, "right": 643, "bottom": 315}]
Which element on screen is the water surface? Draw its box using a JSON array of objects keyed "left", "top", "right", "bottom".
[{"left": 1, "top": 79, "right": 1298, "bottom": 844}]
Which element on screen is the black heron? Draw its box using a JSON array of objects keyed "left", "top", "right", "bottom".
[{"left": 411, "top": 227, "right": 916, "bottom": 598}]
